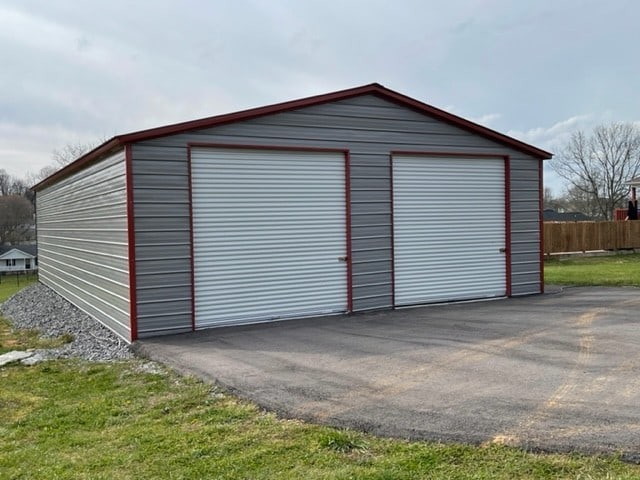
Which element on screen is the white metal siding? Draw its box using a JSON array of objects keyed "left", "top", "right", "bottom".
[
  {"left": 392, "top": 155, "right": 506, "bottom": 305},
  {"left": 191, "top": 148, "right": 348, "bottom": 328},
  {"left": 36, "top": 149, "right": 131, "bottom": 340}
]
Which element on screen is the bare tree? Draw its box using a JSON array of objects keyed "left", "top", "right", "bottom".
[
  {"left": 51, "top": 138, "right": 106, "bottom": 167},
  {"left": 562, "top": 184, "right": 602, "bottom": 219},
  {"left": 0, "top": 170, "right": 31, "bottom": 196},
  {"left": 0, "top": 195, "right": 34, "bottom": 245},
  {"left": 543, "top": 187, "right": 568, "bottom": 212},
  {"left": 9, "top": 178, "right": 29, "bottom": 196},
  {"left": 0, "top": 169, "right": 11, "bottom": 196},
  {"left": 25, "top": 165, "right": 59, "bottom": 187},
  {"left": 552, "top": 123, "right": 640, "bottom": 220},
  {"left": 24, "top": 138, "right": 108, "bottom": 189}
]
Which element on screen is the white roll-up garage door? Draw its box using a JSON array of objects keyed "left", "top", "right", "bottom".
[
  {"left": 392, "top": 155, "right": 506, "bottom": 305},
  {"left": 190, "top": 147, "right": 348, "bottom": 328}
]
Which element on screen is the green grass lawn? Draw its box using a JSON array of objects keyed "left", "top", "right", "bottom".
[
  {"left": 0, "top": 273, "right": 71, "bottom": 354},
  {"left": 2, "top": 360, "right": 639, "bottom": 479},
  {"left": 2, "top": 267, "right": 640, "bottom": 478},
  {"left": 0, "top": 273, "right": 37, "bottom": 303},
  {"left": 544, "top": 252, "right": 640, "bottom": 286}
]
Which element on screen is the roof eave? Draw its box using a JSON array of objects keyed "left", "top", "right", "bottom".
[
  {"left": 117, "top": 83, "right": 386, "bottom": 144},
  {"left": 0, "top": 249, "right": 35, "bottom": 259},
  {"left": 117, "top": 83, "right": 553, "bottom": 160}
]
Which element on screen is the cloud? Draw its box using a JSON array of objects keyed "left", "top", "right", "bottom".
[
  {"left": 469, "top": 113, "right": 502, "bottom": 127},
  {"left": 0, "top": 5, "right": 133, "bottom": 78},
  {"left": 0, "top": 122, "right": 101, "bottom": 178},
  {"left": 507, "top": 114, "right": 595, "bottom": 151},
  {"left": 3, "top": 0, "right": 640, "bottom": 193},
  {"left": 504, "top": 114, "right": 598, "bottom": 195}
]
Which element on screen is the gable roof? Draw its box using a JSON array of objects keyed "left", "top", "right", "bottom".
[
  {"left": 0, "top": 245, "right": 37, "bottom": 259},
  {"left": 34, "top": 83, "right": 553, "bottom": 191}
]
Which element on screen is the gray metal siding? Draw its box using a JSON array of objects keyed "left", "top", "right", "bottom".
[
  {"left": 130, "top": 145, "right": 192, "bottom": 337},
  {"left": 37, "top": 149, "right": 131, "bottom": 340},
  {"left": 510, "top": 155, "right": 542, "bottom": 295},
  {"left": 132, "top": 94, "right": 542, "bottom": 332}
]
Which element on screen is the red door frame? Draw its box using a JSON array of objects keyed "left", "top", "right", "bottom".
[{"left": 389, "top": 151, "right": 512, "bottom": 303}]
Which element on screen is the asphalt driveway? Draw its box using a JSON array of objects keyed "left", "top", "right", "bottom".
[{"left": 136, "top": 287, "right": 640, "bottom": 457}]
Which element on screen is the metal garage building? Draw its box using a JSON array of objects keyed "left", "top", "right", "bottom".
[{"left": 33, "top": 83, "right": 552, "bottom": 342}]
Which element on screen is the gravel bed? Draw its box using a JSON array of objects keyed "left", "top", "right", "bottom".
[{"left": 1, "top": 283, "right": 134, "bottom": 362}]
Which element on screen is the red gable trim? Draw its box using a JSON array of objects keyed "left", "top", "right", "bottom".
[
  {"left": 33, "top": 83, "right": 552, "bottom": 191},
  {"left": 379, "top": 87, "right": 552, "bottom": 160}
]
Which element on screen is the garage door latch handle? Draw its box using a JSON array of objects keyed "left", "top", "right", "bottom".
[{"left": 338, "top": 256, "right": 348, "bottom": 262}]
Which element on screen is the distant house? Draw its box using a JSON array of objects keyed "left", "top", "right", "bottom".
[
  {"left": 0, "top": 245, "right": 38, "bottom": 273},
  {"left": 543, "top": 209, "right": 592, "bottom": 222}
]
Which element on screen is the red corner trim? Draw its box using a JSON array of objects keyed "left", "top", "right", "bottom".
[
  {"left": 124, "top": 144, "right": 139, "bottom": 342},
  {"left": 504, "top": 156, "right": 512, "bottom": 297},
  {"left": 539, "top": 161, "right": 545, "bottom": 294}
]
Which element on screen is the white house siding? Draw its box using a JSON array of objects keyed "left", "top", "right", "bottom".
[
  {"left": 0, "top": 250, "right": 36, "bottom": 272},
  {"left": 1, "top": 259, "right": 31, "bottom": 272},
  {"left": 37, "top": 149, "right": 131, "bottom": 340},
  {"left": 131, "top": 94, "right": 542, "bottom": 335}
]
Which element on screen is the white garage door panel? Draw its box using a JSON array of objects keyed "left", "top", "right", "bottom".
[
  {"left": 191, "top": 148, "right": 347, "bottom": 328},
  {"left": 393, "top": 156, "right": 506, "bottom": 305}
]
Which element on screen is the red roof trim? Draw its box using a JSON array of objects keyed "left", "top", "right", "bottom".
[
  {"left": 33, "top": 83, "right": 552, "bottom": 191},
  {"left": 539, "top": 161, "right": 545, "bottom": 294},
  {"left": 372, "top": 87, "right": 552, "bottom": 160},
  {"left": 119, "top": 83, "right": 385, "bottom": 144}
]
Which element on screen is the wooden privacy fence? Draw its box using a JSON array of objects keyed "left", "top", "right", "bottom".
[{"left": 544, "top": 221, "right": 640, "bottom": 254}]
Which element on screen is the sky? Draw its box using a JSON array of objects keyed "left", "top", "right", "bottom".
[{"left": 1, "top": 0, "right": 639, "bottom": 194}]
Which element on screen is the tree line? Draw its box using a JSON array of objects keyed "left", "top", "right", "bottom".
[
  {"left": 547, "top": 122, "right": 640, "bottom": 220},
  {"left": 0, "top": 141, "right": 99, "bottom": 245},
  {"left": 0, "top": 170, "right": 36, "bottom": 245}
]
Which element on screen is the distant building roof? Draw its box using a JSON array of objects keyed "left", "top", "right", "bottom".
[
  {"left": 0, "top": 245, "right": 37, "bottom": 257},
  {"left": 626, "top": 176, "right": 640, "bottom": 187},
  {"left": 543, "top": 209, "right": 592, "bottom": 222}
]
